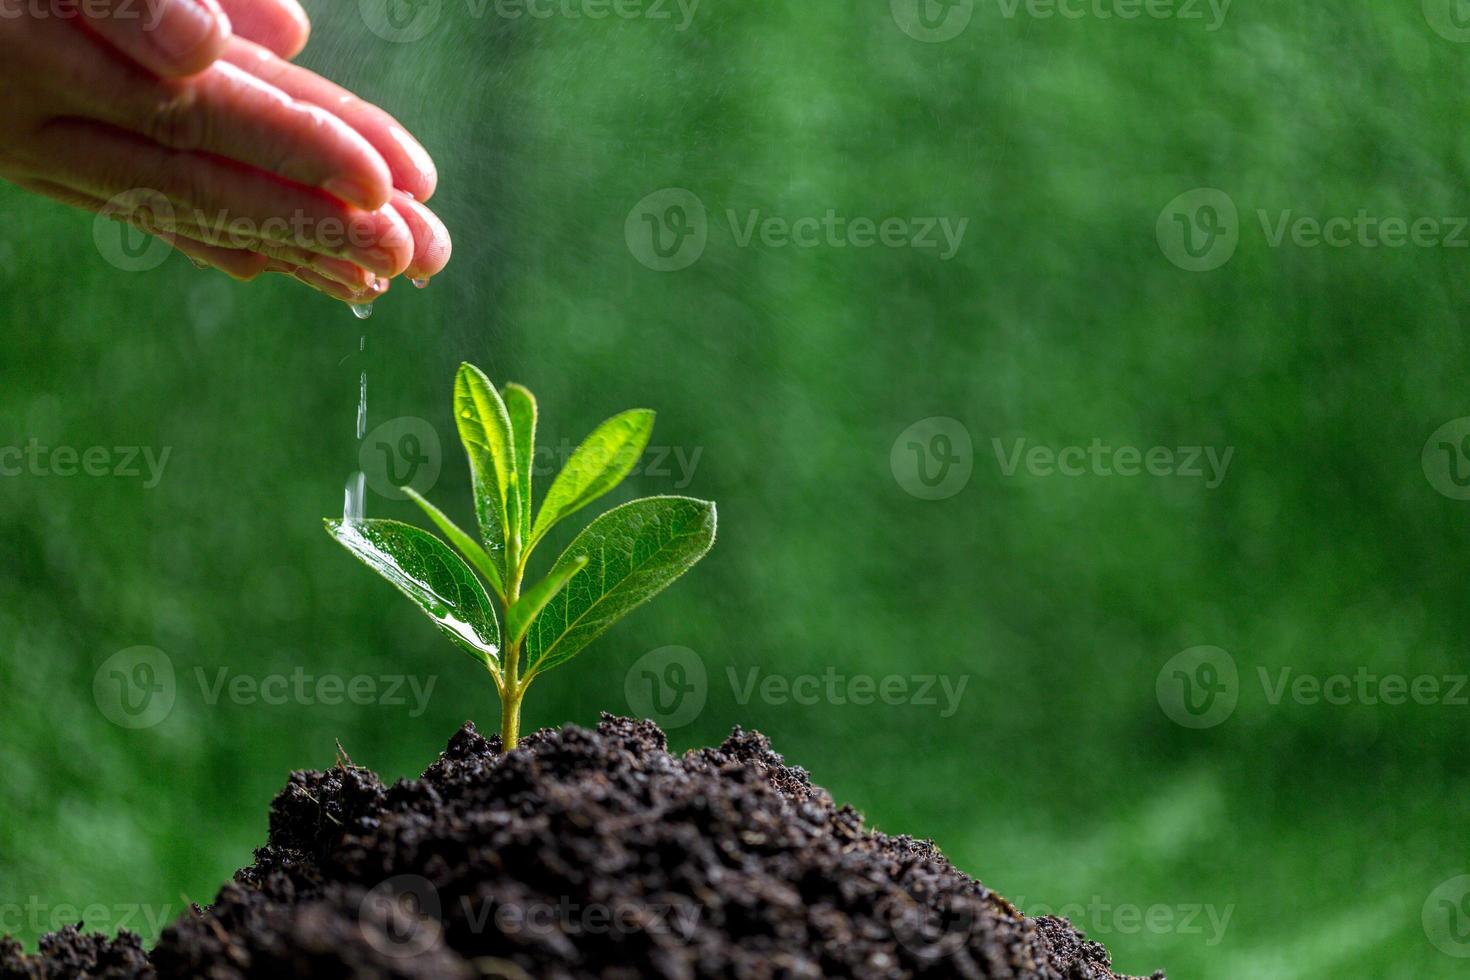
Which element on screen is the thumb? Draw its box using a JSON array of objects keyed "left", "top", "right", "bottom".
[{"left": 75, "top": 0, "right": 232, "bottom": 78}]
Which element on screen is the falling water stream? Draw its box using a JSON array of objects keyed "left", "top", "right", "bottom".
[{"left": 343, "top": 335, "right": 368, "bottom": 520}]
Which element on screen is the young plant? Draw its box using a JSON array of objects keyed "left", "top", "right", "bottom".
[{"left": 326, "top": 363, "right": 717, "bottom": 749}]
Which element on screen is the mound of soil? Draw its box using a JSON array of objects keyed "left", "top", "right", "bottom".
[{"left": 2, "top": 716, "right": 1164, "bottom": 979}]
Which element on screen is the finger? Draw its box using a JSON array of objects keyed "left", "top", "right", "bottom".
[
  {"left": 268, "top": 248, "right": 375, "bottom": 291},
  {"left": 204, "top": 235, "right": 375, "bottom": 290},
  {"left": 156, "top": 227, "right": 270, "bottom": 279},
  {"left": 33, "top": 118, "right": 416, "bottom": 277},
  {"left": 294, "top": 267, "right": 390, "bottom": 305},
  {"left": 217, "top": 0, "right": 309, "bottom": 59},
  {"left": 20, "top": 12, "right": 392, "bottom": 211},
  {"left": 391, "top": 191, "right": 451, "bottom": 284},
  {"left": 18, "top": 177, "right": 270, "bottom": 279},
  {"left": 224, "top": 37, "right": 439, "bottom": 201},
  {"left": 121, "top": 62, "right": 395, "bottom": 211},
  {"left": 72, "top": 0, "right": 232, "bottom": 79}
]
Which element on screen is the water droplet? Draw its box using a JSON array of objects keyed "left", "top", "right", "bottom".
[
  {"left": 351, "top": 303, "right": 374, "bottom": 320},
  {"left": 343, "top": 471, "right": 366, "bottom": 521},
  {"left": 411, "top": 278, "right": 429, "bottom": 289},
  {"left": 460, "top": 409, "right": 472, "bottom": 420}
]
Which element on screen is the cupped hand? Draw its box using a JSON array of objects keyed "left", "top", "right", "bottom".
[{"left": 0, "top": 0, "right": 451, "bottom": 305}]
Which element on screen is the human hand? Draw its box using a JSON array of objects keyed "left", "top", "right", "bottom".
[{"left": 0, "top": 0, "right": 451, "bottom": 306}]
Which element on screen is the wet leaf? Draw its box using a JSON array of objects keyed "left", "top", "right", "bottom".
[
  {"left": 454, "top": 363, "right": 518, "bottom": 574},
  {"left": 507, "top": 555, "right": 588, "bottom": 647},
  {"left": 402, "top": 487, "right": 504, "bottom": 599},
  {"left": 530, "top": 409, "right": 654, "bottom": 551},
  {"left": 525, "top": 496, "right": 716, "bottom": 675},
  {"left": 326, "top": 518, "right": 501, "bottom": 669},
  {"left": 503, "top": 383, "right": 537, "bottom": 546}
]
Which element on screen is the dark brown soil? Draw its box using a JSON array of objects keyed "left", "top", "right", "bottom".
[{"left": 1, "top": 716, "right": 1164, "bottom": 979}]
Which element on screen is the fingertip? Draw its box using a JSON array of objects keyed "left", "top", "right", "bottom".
[
  {"left": 155, "top": 0, "right": 233, "bottom": 77},
  {"left": 387, "top": 126, "right": 438, "bottom": 201},
  {"left": 323, "top": 172, "right": 393, "bottom": 213},
  {"left": 395, "top": 193, "right": 452, "bottom": 280},
  {"left": 225, "top": 251, "right": 271, "bottom": 281},
  {"left": 280, "top": 0, "right": 311, "bottom": 58}
]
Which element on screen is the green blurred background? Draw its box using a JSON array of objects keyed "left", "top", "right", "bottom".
[{"left": 3, "top": 1, "right": 1470, "bottom": 977}]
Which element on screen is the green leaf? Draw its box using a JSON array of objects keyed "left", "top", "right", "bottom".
[
  {"left": 506, "top": 555, "right": 588, "bottom": 647},
  {"left": 503, "top": 383, "right": 537, "bottom": 546},
  {"left": 524, "top": 496, "right": 716, "bottom": 676},
  {"left": 454, "top": 363, "right": 519, "bottom": 572},
  {"left": 401, "top": 487, "right": 505, "bottom": 599},
  {"left": 325, "top": 518, "right": 501, "bottom": 670},
  {"left": 529, "top": 409, "right": 655, "bottom": 550}
]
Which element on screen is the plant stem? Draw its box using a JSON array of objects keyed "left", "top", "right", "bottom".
[
  {"left": 499, "top": 677, "right": 522, "bottom": 749},
  {"left": 500, "top": 530, "right": 525, "bottom": 750}
]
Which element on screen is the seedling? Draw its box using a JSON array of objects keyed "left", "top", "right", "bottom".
[{"left": 326, "top": 363, "right": 717, "bottom": 748}]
